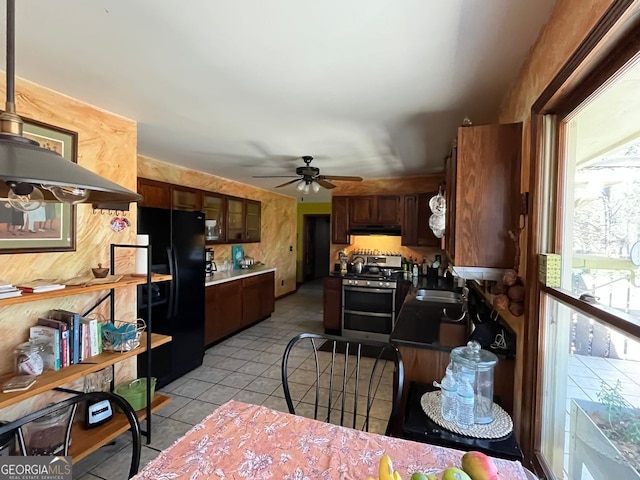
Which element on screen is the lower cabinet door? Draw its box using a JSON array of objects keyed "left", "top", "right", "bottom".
[{"left": 205, "top": 280, "right": 242, "bottom": 345}]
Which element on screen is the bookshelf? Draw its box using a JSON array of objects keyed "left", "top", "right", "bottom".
[{"left": 0, "top": 243, "right": 172, "bottom": 464}]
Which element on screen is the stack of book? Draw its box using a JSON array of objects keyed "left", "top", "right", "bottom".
[
  {"left": 29, "top": 309, "right": 103, "bottom": 370},
  {"left": 0, "top": 280, "right": 22, "bottom": 299},
  {"left": 16, "top": 280, "right": 66, "bottom": 294}
]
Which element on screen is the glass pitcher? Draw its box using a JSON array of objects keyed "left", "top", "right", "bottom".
[{"left": 450, "top": 340, "right": 498, "bottom": 424}]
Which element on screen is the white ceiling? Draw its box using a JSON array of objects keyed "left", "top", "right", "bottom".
[{"left": 9, "top": 0, "right": 556, "bottom": 201}]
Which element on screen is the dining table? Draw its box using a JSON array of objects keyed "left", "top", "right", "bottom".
[{"left": 133, "top": 400, "right": 529, "bottom": 479}]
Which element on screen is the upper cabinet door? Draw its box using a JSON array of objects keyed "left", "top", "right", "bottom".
[
  {"left": 138, "top": 178, "right": 171, "bottom": 209},
  {"left": 349, "top": 196, "right": 376, "bottom": 224},
  {"left": 401, "top": 195, "right": 418, "bottom": 246},
  {"left": 331, "top": 196, "right": 350, "bottom": 244},
  {"left": 245, "top": 200, "right": 261, "bottom": 243},
  {"left": 203, "top": 193, "right": 226, "bottom": 244},
  {"left": 452, "top": 123, "right": 522, "bottom": 268},
  {"left": 417, "top": 193, "right": 440, "bottom": 247},
  {"left": 376, "top": 195, "right": 401, "bottom": 224},
  {"left": 227, "top": 197, "right": 246, "bottom": 242},
  {"left": 171, "top": 186, "right": 202, "bottom": 211}
]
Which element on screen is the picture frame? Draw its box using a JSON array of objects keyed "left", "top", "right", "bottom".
[{"left": 0, "top": 116, "right": 77, "bottom": 254}]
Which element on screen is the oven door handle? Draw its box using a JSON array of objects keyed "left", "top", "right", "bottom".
[
  {"left": 343, "top": 287, "right": 395, "bottom": 294},
  {"left": 343, "top": 309, "right": 394, "bottom": 318}
]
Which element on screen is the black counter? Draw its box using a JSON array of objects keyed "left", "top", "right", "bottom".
[{"left": 390, "top": 283, "right": 468, "bottom": 352}]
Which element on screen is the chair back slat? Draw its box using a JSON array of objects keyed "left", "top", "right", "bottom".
[{"left": 282, "top": 332, "right": 404, "bottom": 436}]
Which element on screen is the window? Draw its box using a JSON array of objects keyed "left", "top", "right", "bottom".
[{"left": 538, "top": 53, "right": 640, "bottom": 480}]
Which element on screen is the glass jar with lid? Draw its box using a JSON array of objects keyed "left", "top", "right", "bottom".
[
  {"left": 22, "top": 405, "right": 72, "bottom": 456},
  {"left": 450, "top": 340, "right": 498, "bottom": 424},
  {"left": 14, "top": 341, "right": 44, "bottom": 376}
]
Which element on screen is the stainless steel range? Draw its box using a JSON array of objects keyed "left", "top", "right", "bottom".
[{"left": 341, "top": 254, "right": 402, "bottom": 341}]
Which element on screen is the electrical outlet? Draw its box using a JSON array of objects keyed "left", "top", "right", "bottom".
[
  {"left": 281, "top": 280, "right": 284, "bottom": 286},
  {"left": 289, "top": 245, "right": 293, "bottom": 252}
]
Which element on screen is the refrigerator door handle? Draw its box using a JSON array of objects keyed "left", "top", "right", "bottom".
[
  {"left": 171, "top": 247, "right": 180, "bottom": 317},
  {"left": 166, "top": 246, "right": 175, "bottom": 320}
]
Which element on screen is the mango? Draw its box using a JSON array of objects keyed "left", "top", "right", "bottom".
[
  {"left": 442, "top": 468, "right": 471, "bottom": 480},
  {"left": 461, "top": 451, "right": 498, "bottom": 480},
  {"left": 410, "top": 473, "right": 428, "bottom": 480},
  {"left": 426, "top": 476, "right": 438, "bottom": 480}
]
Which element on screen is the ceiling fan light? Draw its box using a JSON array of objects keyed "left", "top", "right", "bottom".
[
  {"left": 302, "top": 183, "right": 311, "bottom": 194},
  {"left": 311, "top": 181, "right": 320, "bottom": 193},
  {"left": 296, "top": 180, "right": 306, "bottom": 192}
]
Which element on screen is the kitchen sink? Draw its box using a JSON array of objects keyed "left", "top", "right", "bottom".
[{"left": 414, "top": 289, "right": 462, "bottom": 304}]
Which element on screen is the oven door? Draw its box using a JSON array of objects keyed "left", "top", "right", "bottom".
[
  {"left": 343, "top": 286, "right": 394, "bottom": 313},
  {"left": 342, "top": 286, "right": 395, "bottom": 341}
]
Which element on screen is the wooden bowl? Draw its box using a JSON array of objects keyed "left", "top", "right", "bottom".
[{"left": 91, "top": 264, "right": 109, "bottom": 278}]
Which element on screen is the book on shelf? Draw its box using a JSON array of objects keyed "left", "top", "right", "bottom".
[
  {"left": 49, "top": 309, "right": 80, "bottom": 364},
  {"left": 29, "top": 326, "right": 61, "bottom": 371},
  {"left": 16, "top": 280, "right": 65, "bottom": 293},
  {"left": 2, "top": 375, "right": 36, "bottom": 393},
  {"left": 80, "top": 317, "right": 100, "bottom": 358},
  {"left": 0, "top": 280, "right": 14, "bottom": 290},
  {"left": 0, "top": 288, "right": 21, "bottom": 299},
  {"left": 37, "top": 317, "right": 70, "bottom": 368}
]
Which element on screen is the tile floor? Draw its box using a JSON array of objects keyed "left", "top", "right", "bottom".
[{"left": 75, "top": 279, "right": 394, "bottom": 479}]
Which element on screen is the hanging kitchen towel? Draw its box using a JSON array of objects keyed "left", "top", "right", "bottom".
[{"left": 232, "top": 245, "right": 244, "bottom": 270}]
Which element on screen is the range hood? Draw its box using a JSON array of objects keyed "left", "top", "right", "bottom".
[{"left": 348, "top": 225, "right": 402, "bottom": 236}]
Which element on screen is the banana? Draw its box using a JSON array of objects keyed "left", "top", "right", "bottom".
[
  {"left": 379, "top": 455, "right": 395, "bottom": 480},
  {"left": 393, "top": 472, "right": 403, "bottom": 480}
]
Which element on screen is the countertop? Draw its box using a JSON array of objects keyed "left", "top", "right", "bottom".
[
  {"left": 390, "top": 283, "right": 468, "bottom": 352},
  {"left": 204, "top": 265, "right": 277, "bottom": 287}
]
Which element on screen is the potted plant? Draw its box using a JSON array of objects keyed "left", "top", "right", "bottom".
[{"left": 569, "top": 380, "right": 640, "bottom": 479}]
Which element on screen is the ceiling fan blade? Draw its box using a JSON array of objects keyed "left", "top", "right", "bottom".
[
  {"left": 316, "top": 179, "right": 336, "bottom": 189},
  {"left": 275, "top": 179, "right": 302, "bottom": 188},
  {"left": 318, "top": 175, "right": 363, "bottom": 182},
  {"left": 252, "top": 175, "right": 300, "bottom": 178}
]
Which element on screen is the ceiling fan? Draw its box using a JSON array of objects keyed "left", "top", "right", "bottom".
[{"left": 252, "top": 156, "right": 363, "bottom": 193}]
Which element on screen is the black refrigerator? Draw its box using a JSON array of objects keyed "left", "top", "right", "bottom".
[{"left": 137, "top": 207, "right": 205, "bottom": 388}]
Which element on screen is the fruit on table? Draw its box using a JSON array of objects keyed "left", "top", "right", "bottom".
[
  {"left": 442, "top": 467, "right": 472, "bottom": 480},
  {"left": 461, "top": 451, "right": 498, "bottom": 480},
  {"left": 369, "top": 455, "right": 403, "bottom": 480},
  {"left": 410, "top": 473, "right": 428, "bottom": 480}
]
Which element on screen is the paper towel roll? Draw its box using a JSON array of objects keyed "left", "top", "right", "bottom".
[{"left": 135, "top": 234, "right": 149, "bottom": 276}]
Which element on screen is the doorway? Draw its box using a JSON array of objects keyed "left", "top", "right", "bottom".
[{"left": 302, "top": 214, "right": 330, "bottom": 282}]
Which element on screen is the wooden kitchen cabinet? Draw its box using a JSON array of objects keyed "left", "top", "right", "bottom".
[
  {"left": 226, "top": 197, "right": 262, "bottom": 243},
  {"left": 241, "top": 272, "right": 274, "bottom": 326},
  {"left": 171, "top": 185, "right": 202, "bottom": 211},
  {"left": 205, "top": 279, "right": 243, "bottom": 345},
  {"left": 349, "top": 195, "right": 401, "bottom": 226},
  {"left": 446, "top": 123, "right": 522, "bottom": 268},
  {"left": 401, "top": 193, "right": 440, "bottom": 247},
  {"left": 203, "top": 192, "right": 226, "bottom": 244},
  {"left": 205, "top": 272, "right": 274, "bottom": 345},
  {"left": 245, "top": 200, "right": 261, "bottom": 242},
  {"left": 138, "top": 178, "right": 171, "bottom": 209},
  {"left": 331, "top": 196, "right": 350, "bottom": 244},
  {"left": 376, "top": 195, "right": 402, "bottom": 224},
  {"left": 323, "top": 276, "right": 342, "bottom": 333}
]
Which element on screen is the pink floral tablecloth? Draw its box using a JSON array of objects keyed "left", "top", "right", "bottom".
[{"left": 134, "top": 400, "right": 528, "bottom": 479}]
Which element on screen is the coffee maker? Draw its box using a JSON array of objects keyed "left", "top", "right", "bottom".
[{"left": 205, "top": 249, "right": 216, "bottom": 277}]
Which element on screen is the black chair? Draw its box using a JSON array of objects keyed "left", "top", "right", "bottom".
[
  {"left": 281, "top": 332, "right": 404, "bottom": 436},
  {"left": 0, "top": 391, "right": 141, "bottom": 479}
]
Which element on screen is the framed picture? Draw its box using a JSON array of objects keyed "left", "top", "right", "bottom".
[{"left": 0, "top": 117, "right": 78, "bottom": 253}]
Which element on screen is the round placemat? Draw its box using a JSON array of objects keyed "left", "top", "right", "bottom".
[{"left": 420, "top": 391, "right": 513, "bottom": 439}]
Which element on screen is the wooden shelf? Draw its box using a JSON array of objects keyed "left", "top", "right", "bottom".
[
  {"left": 0, "top": 274, "right": 172, "bottom": 308},
  {"left": 69, "top": 393, "right": 171, "bottom": 463},
  {"left": 473, "top": 284, "right": 523, "bottom": 338},
  {"left": 0, "top": 333, "right": 171, "bottom": 410}
]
